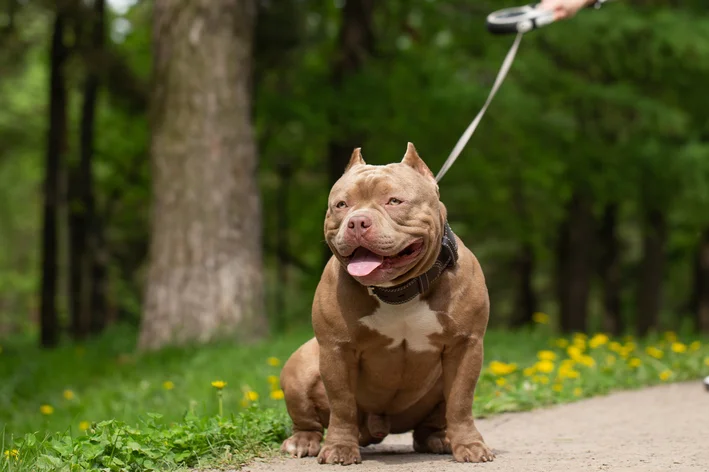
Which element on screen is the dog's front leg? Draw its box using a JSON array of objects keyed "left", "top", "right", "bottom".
[
  {"left": 317, "top": 343, "right": 361, "bottom": 465},
  {"left": 442, "top": 336, "right": 495, "bottom": 463}
]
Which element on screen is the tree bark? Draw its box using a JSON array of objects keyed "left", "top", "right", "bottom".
[
  {"left": 598, "top": 203, "right": 623, "bottom": 335},
  {"left": 139, "top": 0, "right": 266, "bottom": 350},
  {"left": 635, "top": 208, "right": 667, "bottom": 336},
  {"left": 556, "top": 193, "right": 595, "bottom": 333},
  {"left": 40, "top": 7, "right": 69, "bottom": 348},
  {"left": 511, "top": 242, "right": 537, "bottom": 327},
  {"left": 693, "top": 228, "right": 709, "bottom": 333}
]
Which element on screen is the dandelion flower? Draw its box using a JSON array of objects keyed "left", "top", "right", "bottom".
[
  {"left": 211, "top": 380, "right": 227, "bottom": 389},
  {"left": 246, "top": 390, "right": 259, "bottom": 401},
  {"left": 646, "top": 346, "right": 664, "bottom": 359},
  {"left": 79, "top": 421, "right": 90, "bottom": 431},
  {"left": 495, "top": 378, "right": 507, "bottom": 387},
  {"left": 671, "top": 342, "right": 687, "bottom": 354},
  {"left": 270, "top": 389, "right": 285, "bottom": 400},
  {"left": 488, "top": 361, "right": 517, "bottom": 376},
  {"left": 40, "top": 405, "right": 54, "bottom": 415},
  {"left": 523, "top": 366, "right": 536, "bottom": 377},
  {"left": 704, "top": 357, "right": 709, "bottom": 367},
  {"left": 578, "top": 355, "right": 596, "bottom": 368},
  {"left": 535, "top": 360, "right": 555, "bottom": 374},
  {"left": 3, "top": 449, "right": 19, "bottom": 460},
  {"left": 552, "top": 384, "right": 563, "bottom": 393},
  {"left": 567, "top": 346, "right": 583, "bottom": 361},
  {"left": 609, "top": 341, "right": 623, "bottom": 353},
  {"left": 533, "top": 375, "right": 550, "bottom": 385},
  {"left": 628, "top": 358, "right": 642, "bottom": 368},
  {"left": 267, "top": 357, "right": 281, "bottom": 367},
  {"left": 573, "top": 387, "right": 583, "bottom": 397},
  {"left": 532, "top": 312, "right": 549, "bottom": 324},
  {"left": 267, "top": 375, "right": 280, "bottom": 386},
  {"left": 163, "top": 381, "right": 175, "bottom": 390},
  {"left": 664, "top": 331, "right": 677, "bottom": 343},
  {"left": 63, "top": 389, "right": 75, "bottom": 401},
  {"left": 589, "top": 334, "right": 609, "bottom": 349},
  {"left": 689, "top": 341, "right": 700, "bottom": 351},
  {"left": 659, "top": 370, "right": 672, "bottom": 381},
  {"left": 537, "top": 350, "right": 556, "bottom": 361}
]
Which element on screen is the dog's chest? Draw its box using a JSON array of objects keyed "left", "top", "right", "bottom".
[{"left": 358, "top": 298, "right": 443, "bottom": 352}]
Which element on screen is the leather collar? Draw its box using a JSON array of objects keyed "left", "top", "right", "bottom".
[{"left": 369, "top": 222, "right": 458, "bottom": 305}]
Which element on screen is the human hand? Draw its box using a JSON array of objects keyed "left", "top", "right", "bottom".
[{"left": 538, "top": 0, "right": 595, "bottom": 21}]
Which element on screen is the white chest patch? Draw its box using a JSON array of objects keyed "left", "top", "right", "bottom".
[{"left": 359, "top": 297, "right": 443, "bottom": 352}]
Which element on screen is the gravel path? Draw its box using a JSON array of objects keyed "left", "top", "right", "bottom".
[{"left": 244, "top": 382, "right": 709, "bottom": 472}]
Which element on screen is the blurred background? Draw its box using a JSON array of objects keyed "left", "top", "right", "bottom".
[{"left": 2, "top": 0, "right": 709, "bottom": 459}]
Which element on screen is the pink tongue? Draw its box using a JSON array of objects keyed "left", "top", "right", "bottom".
[{"left": 347, "top": 248, "right": 384, "bottom": 277}]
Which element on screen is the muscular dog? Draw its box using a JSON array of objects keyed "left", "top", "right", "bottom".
[{"left": 279, "top": 143, "right": 494, "bottom": 465}]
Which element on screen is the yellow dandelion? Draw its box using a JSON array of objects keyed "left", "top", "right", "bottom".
[
  {"left": 267, "top": 357, "right": 281, "bottom": 367},
  {"left": 163, "top": 381, "right": 175, "bottom": 390},
  {"left": 567, "top": 346, "right": 583, "bottom": 361},
  {"left": 664, "top": 331, "right": 677, "bottom": 343},
  {"left": 267, "top": 375, "right": 280, "bottom": 386},
  {"left": 558, "top": 362, "right": 580, "bottom": 379},
  {"left": 79, "top": 421, "right": 90, "bottom": 431},
  {"left": 704, "top": 357, "right": 709, "bottom": 367},
  {"left": 552, "top": 384, "right": 563, "bottom": 393},
  {"left": 689, "top": 341, "right": 701, "bottom": 351},
  {"left": 646, "top": 346, "right": 664, "bottom": 359},
  {"left": 628, "top": 358, "right": 642, "bottom": 368},
  {"left": 495, "top": 378, "right": 507, "bottom": 387},
  {"left": 211, "top": 380, "right": 227, "bottom": 389},
  {"left": 589, "top": 333, "right": 609, "bottom": 349},
  {"left": 3, "top": 449, "right": 19, "bottom": 460},
  {"left": 533, "top": 375, "right": 550, "bottom": 385},
  {"left": 523, "top": 366, "right": 536, "bottom": 377},
  {"left": 537, "top": 350, "right": 557, "bottom": 361},
  {"left": 488, "top": 361, "right": 517, "bottom": 376},
  {"left": 535, "top": 360, "right": 555, "bottom": 374},
  {"left": 671, "top": 342, "right": 687, "bottom": 354},
  {"left": 609, "top": 341, "right": 623, "bottom": 353},
  {"left": 659, "top": 370, "right": 672, "bottom": 381},
  {"left": 578, "top": 355, "right": 596, "bottom": 368},
  {"left": 270, "top": 389, "right": 285, "bottom": 400},
  {"left": 63, "top": 389, "right": 75, "bottom": 401},
  {"left": 246, "top": 390, "right": 259, "bottom": 401},
  {"left": 240, "top": 399, "right": 250, "bottom": 408},
  {"left": 573, "top": 387, "right": 583, "bottom": 397},
  {"left": 554, "top": 338, "right": 569, "bottom": 348},
  {"left": 40, "top": 404, "right": 54, "bottom": 415}
]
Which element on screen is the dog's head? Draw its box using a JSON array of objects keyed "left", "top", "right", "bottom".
[{"left": 325, "top": 143, "right": 446, "bottom": 287}]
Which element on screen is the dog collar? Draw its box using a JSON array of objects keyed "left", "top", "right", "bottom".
[{"left": 369, "top": 222, "right": 459, "bottom": 305}]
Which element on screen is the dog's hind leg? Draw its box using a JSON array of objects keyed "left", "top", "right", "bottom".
[
  {"left": 413, "top": 401, "right": 451, "bottom": 454},
  {"left": 280, "top": 338, "right": 330, "bottom": 458}
]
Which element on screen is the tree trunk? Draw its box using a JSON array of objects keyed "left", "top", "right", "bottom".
[
  {"left": 139, "top": 0, "right": 266, "bottom": 350},
  {"left": 40, "top": 8, "right": 69, "bottom": 348},
  {"left": 324, "top": 0, "right": 375, "bottom": 265},
  {"left": 693, "top": 228, "right": 709, "bottom": 333},
  {"left": 598, "top": 203, "right": 623, "bottom": 335},
  {"left": 511, "top": 242, "right": 537, "bottom": 327},
  {"left": 556, "top": 193, "right": 595, "bottom": 333},
  {"left": 635, "top": 208, "right": 667, "bottom": 336}
]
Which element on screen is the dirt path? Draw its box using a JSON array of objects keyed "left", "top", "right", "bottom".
[{"left": 244, "top": 382, "right": 709, "bottom": 472}]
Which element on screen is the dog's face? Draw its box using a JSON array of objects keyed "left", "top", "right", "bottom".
[{"left": 325, "top": 143, "right": 446, "bottom": 287}]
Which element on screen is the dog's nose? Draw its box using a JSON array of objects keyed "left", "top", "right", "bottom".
[{"left": 347, "top": 215, "right": 372, "bottom": 236}]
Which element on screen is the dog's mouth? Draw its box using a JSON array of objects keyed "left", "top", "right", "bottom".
[{"left": 345, "top": 240, "right": 424, "bottom": 277}]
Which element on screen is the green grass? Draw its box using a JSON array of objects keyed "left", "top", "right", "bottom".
[{"left": 1, "top": 322, "right": 708, "bottom": 471}]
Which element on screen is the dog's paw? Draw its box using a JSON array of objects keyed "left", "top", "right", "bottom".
[
  {"left": 317, "top": 442, "right": 362, "bottom": 465},
  {"left": 452, "top": 441, "right": 495, "bottom": 463},
  {"left": 281, "top": 431, "right": 322, "bottom": 458},
  {"left": 413, "top": 430, "right": 451, "bottom": 454}
]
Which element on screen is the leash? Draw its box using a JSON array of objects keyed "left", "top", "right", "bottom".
[{"left": 434, "top": 0, "right": 610, "bottom": 183}]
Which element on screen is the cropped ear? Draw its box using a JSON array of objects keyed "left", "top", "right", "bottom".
[
  {"left": 345, "top": 148, "right": 366, "bottom": 172},
  {"left": 401, "top": 142, "right": 435, "bottom": 181}
]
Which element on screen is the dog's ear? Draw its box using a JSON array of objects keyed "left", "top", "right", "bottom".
[
  {"left": 401, "top": 142, "right": 435, "bottom": 181},
  {"left": 345, "top": 148, "right": 366, "bottom": 172}
]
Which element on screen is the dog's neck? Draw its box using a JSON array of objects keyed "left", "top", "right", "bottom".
[{"left": 368, "top": 222, "right": 459, "bottom": 305}]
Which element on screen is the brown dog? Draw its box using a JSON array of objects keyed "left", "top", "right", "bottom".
[{"left": 279, "top": 143, "right": 494, "bottom": 465}]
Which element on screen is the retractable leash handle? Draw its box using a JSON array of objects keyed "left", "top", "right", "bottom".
[{"left": 486, "top": 4, "right": 555, "bottom": 35}]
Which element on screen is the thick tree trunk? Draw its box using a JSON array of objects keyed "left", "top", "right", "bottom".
[
  {"left": 556, "top": 193, "right": 595, "bottom": 333},
  {"left": 324, "top": 0, "right": 375, "bottom": 265},
  {"left": 635, "top": 208, "right": 667, "bottom": 336},
  {"left": 511, "top": 242, "right": 537, "bottom": 327},
  {"left": 598, "top": 203, "right": 623, "bottom": 335},
  {"left": 693, "top": 228, "right": 709, "bottom": 333},
  {"left": 39, "top": 8, "right": 69, "bottom": 348},
  {"left": 139, "top": 0, "right": 266, "bottom": 350}
]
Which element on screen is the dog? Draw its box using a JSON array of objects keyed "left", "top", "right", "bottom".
[{"left": 279, "top": 143, "right": 494, "bottom": 465}]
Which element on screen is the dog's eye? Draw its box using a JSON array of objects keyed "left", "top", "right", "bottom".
[
  {"left": 387, "top": 197, "right": 403, "bottom": 206},
  {"left": 336, "top": 201, "right": 348, "bottom": 209}
]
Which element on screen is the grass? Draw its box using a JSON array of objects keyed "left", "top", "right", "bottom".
[{"left": 1, "top": 320, "right": 708, "bottom": 471}]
